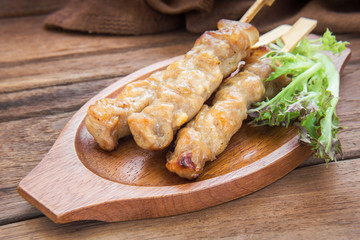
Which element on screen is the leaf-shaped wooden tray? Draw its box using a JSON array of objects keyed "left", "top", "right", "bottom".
[{"left": 18, "top": 34, "right": 351, "bottom": 224}]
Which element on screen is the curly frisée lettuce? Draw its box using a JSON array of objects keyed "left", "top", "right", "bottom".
[{"left": 248, "top": 29, "right": 349, "bottom": 163}]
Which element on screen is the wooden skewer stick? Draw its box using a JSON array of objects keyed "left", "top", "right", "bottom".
[
  {"left": 240, "top": 0, "right": 316, "bottom": 52},
  {"left": 252, "top": 24, "right": 291, "bottom": 49},
  {"left": 240, "top": 0, "right": 275, "bottom": 23},
  {"left": 251, "top": 17, "right": 317, "bottom": 52},
  {"left": 281, "top": 17, "right": 317, "bottom": 52}
]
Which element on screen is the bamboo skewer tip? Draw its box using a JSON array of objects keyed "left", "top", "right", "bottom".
[
  {"left": 240, "top": 0, "right": 276, "bottom": 23},
  {"left": 252, "top": 17, "right": 317, "bottom": 53},
  {"left": 280, "top": 17, "right": 317, "bottom": 52}
]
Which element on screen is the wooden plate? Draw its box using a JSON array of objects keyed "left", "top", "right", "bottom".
[{"left": 17, "top": 40, "right": 351, "bottom": 224}]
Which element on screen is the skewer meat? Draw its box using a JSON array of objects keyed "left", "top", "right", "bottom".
[
  {"left": 128, "top": 20, "right": 259, "bottom": 151},
  {"left": 166, "top": 47, "right": 277, "bottom": 179},
  {"left": 85, "top": 70, "right": 165, "bottom": 151}
]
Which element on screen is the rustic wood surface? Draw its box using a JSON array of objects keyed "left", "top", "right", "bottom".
[{"left": 1, "top": 8, "right": 360, "bottom": 239}]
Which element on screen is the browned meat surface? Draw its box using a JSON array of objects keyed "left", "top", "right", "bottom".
[
  {"left": 166, "top": 48, "right": 273, "bottom": 179},
  {"left": 128, "top": 20, "right": 259, "bottom": 151}
]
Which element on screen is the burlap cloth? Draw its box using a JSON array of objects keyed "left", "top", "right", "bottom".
[{"left": 44, "top": 0, "right": 360, "bottom": 35}]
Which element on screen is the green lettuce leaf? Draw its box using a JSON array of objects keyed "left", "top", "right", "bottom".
[{"left": 248, "top": 29, "right": 348, "bottom": 163}]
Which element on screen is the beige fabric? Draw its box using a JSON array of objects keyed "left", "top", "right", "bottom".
[
  {"left": 44, "top": 0, "right": 360, "bottom": 35},
  {"left": 44, "top": 0, "right": 183, "bottom": 35}
]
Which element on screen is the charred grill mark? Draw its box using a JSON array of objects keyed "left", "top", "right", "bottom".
[{"left": 177, "top": 152, "right": 196, "bottom": 170}]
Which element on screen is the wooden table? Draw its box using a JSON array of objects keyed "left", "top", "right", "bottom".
[{"left": 1, "top": 9, "right": 360, "bottom": 240}]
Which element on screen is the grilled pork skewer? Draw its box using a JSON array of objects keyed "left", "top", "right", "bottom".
[
  {"left": 128, "top": 20, "right": 259, "bottom": 151},
  {"left": 166, "top": 47, "right": 272, "bottom": 179},
  {"left": 166, "top": 18, "right": 318, "bottom": 180}
]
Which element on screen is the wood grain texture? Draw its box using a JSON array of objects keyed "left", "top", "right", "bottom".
[
  {"left": 0, "top": 186, "right": 41, "bottom": 225},
  {"left": 0, "top": 113, "right": 72, "bottom": 225},
  {"left": 0, "top": 15, "right": 196, "bottom": 64},
  {"left": 0, "top": 42, "right": 194, "bottom": 93},
  {"left": 3, "top": 159, "right": 360, "bottom": 239},
  {"left": 0, "top": 15, "right": 197, "bottom": 93},
  {"left": 0, "top": 78, "right": 117, "bottom": 122}
]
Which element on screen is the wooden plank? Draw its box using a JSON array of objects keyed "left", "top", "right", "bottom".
[
  {"left": 338, "top": 65, "right": 360, "bottom": 112},
  {"left": 0, "top": 112, "right": 72, "bottom": 225},
  {"left": 0, "top": 42, "right": 193, "bottom": 93},
  {"left": 1, "top": 159, "right": 359, "bottom": 238},
  {"left": 0, "top": 15, "right": 196, "bottom": 93},
  {"left": 0, "top": 15, "right": 197, "bottom": 64},
  {"left": 0, "top": 186, "right": 42, "bottom": 225},
  {"left": 0, "top": 0, "right": 67, "bottom": 18},
  {"left": 336, "top": 59, "right": 360, "bottom": 161},
  {"left": 0, "top": 113, "right": 73, "bottom": 189},
  {"left": 0, "top": 78, "right": 116, "bottom": 122}
]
